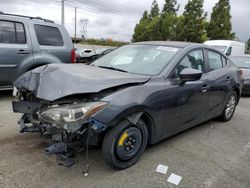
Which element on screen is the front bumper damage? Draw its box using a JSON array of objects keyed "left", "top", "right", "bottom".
[{"left": 12, "top": 100, "right": 107, "bottom": 169}]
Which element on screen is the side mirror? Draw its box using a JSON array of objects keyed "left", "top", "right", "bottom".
[
  {"left": 225, "top": 47, "right": 232, "bottom": 56},
  {"left": 179, "top": 68, "right": 202, "bottom": 83}
]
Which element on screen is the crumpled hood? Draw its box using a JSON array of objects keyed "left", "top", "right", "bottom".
[{"left": 14, "top": 64, "right": 150, "bottom": 101}]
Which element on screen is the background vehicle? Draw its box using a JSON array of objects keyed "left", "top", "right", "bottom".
[
  {"left": 230, "top": 55, "right": 250, "bottom": 95},
  {"left": 75, "top": 48, "right": 114, "bottom": 64},
  {"left": 204, "top": 40, "right": 245, "bottom": 56},
  {"left": 13, "top": 42, "right": 242, "bottom": 169},
  {"left": 0, "top": 12, "right": 75, "bottom": 90}
]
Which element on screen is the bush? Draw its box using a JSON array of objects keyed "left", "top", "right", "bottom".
[{"left": 79, "top": 38, "right": 128, "bottom": 47}]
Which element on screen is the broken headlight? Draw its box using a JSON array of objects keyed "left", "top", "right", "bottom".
[{"left": 39, "top": 102, "right": 108, "bottom": 124}]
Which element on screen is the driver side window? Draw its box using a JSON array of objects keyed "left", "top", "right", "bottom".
[{"left": 176, "top": 50, "right": 205, "bottom": 76}]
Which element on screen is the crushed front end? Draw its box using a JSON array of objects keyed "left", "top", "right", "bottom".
[{"left": 12, "top": 90, "right": 108, "bottom": 168}]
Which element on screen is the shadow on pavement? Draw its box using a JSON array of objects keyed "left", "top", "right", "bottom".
[{"left": 0, "top": 90, "right": 13, "bottom": 96}]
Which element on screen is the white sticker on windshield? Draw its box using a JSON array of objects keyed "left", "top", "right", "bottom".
[
  {"left": 244, "top": 61, "right": 250, "bottom": 64},
  {"left": 157, "top": 46, "right": 179, "bottom": 52}
]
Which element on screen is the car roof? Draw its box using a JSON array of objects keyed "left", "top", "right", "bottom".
[
  {"left": 132, "top": 41, "right": 198, "bottom": 48},
  {"left": 0, "top": 13, "right": 56, "bottom": 25},
  {"left": 204, "top": 40, "right": 245, "bottom": 46}
]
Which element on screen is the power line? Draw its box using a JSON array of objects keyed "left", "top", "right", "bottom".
[
  {"left": 90, "top": 0, "right": 142, "bottom": 15},
  {"left": 64, "top": 0, "right": 139, "bottom": 20},
  {"left": 68, "top": 0, "right": 141, "bottom": 19}
]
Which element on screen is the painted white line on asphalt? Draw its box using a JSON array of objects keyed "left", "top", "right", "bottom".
[
  {"left": 167, "top": 173, "right": 182, "bottom": 185},
  {"left": 156, "top": 164, "right": 168, "bottom": 174}
]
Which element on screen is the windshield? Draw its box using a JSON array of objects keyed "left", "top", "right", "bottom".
[
  {"left": 230, "top": 56, "right": 250, "bottom": 68},
  {"left": 92, "top": 44, "right": 180, "bottom": 75},
  {"left": 212, "top": 46, "right": 227, "bottom": 53}
]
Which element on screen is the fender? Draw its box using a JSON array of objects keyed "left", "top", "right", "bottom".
[
  {"left": 126, "top": 112, "right": 143, "bottom": 125},
  {"left": 101, "top": 107, "right": 157, "bottom": 144}
]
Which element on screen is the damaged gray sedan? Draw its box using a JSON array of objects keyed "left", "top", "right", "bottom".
[{"left": 12, "top": 41, "right": 242, "bottom": 170}]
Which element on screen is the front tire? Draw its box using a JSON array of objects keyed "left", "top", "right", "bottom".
[
  {"left": 219, "top": 91, "right": 237, "bottom": 122},
  {"left": 102, "top": 119, "right": 148, "bottom": 169}
]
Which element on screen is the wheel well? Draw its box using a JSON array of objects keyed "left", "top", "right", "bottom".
[
  {"left": 139, "top": 113, "right": 154, "bottom": 144},
  {"left": 27, "top": 64, "right": 47, "bottom": 71},
  {"left": 234, "top": 87, "right": 240, "bottom": 104}
]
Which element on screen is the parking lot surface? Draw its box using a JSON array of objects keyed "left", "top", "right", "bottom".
[{"left": 0, "top": 91, "right": 249, "bottom": 188}]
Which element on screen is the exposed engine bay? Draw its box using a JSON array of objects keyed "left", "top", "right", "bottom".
[{"left": 12, "top": 90, "right": 109, "bottom": 175}]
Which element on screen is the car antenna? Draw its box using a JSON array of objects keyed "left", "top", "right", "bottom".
[{"left": 82, "top": 126, "right": 90, "bottom": 176}]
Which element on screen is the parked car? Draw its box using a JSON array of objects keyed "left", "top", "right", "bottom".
[
  {"left": 0, "top": 12, "right": 75, "bottom": 90},
  {"left": 204, "top": 40, "right": 245, "bottom": 56},
  {"left": 230, "top": 55, "right": 250, "bottom": 95},
  {"left": 12, "top": 41, "right": 242, "bottom": 169},
  {"left": 76, "top": 48, "right": 114, "bottom": 64}
]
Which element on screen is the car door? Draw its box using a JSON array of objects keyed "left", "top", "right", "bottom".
[
  {"left": 204, "top": 50, "right": 231, "bottom": 118},
  {"left": 0, "top": 20, "right": 32, "bottom": 87},
  {"left": 164, "top": 49, "right": 209, "bottom": 136}
]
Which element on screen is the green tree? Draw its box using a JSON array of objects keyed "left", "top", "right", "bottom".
[
  {"left": 132, "top": 11, "right": 150, "bottom": 42},
  {"left": 246, "top": 38, "right": 250, "bottom": 54},
  {"left": 162, "top": 0, "right": 179, "bottom": 15},
  {"left": 207, "top": 0, "right": 234, "bottom": 40},
  {"left": 147, "top": 16, "right": 161, "bottom": 40},
  {"left": 175, "top": 16, "right": 185, "bottom": 41},
  {"left": 180, "top": 0, "right": 207, "bottom": 43},
  {"left": 149, "top": 0, "right": 160, "bottom": 18},
  {"left": 159, "top": 0, "right": 180, "bottom": 40}
]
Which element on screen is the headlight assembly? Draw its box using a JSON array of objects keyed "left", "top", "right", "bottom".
[{"left": 39, "top": 102, "right": 108, "bottom": 124}]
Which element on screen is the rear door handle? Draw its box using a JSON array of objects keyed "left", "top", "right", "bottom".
[
  {"left": 17, "top": 49, "right": 30, "bottom": 54},
  {"left": 201, "top": 85, "right": 210, "bottom": 92}
]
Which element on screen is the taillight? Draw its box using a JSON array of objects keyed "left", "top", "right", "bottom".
[{"left": 71, "top": 48, "right": 76, "bottom": 63}]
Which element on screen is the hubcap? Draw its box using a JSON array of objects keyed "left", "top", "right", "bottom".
[
  {"left": 225, "top": 95, "right": 236, "bottom": 119},
  {"left": 116, "top": 127, "right": 142, "bottom": 161}
]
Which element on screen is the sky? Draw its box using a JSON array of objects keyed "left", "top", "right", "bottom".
[{"left": 0, "top": 0, "right": 249, "bottom": 42}]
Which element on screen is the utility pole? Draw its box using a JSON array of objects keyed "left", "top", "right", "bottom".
[
  {"left": 74, "top": 7, "right": 77, "bottom": 43},
  {"left": 61, "top": 0, "right": 65, "bottom": 26}
]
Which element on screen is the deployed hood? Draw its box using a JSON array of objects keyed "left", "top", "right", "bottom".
[{"left": 14, "top": 64, "right": 150, "bottom": 101}]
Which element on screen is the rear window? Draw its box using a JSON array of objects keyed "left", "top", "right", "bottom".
[
  {"left": 34, "top": 25, "right": 63, "bottom": 46},
  {"left": 0, "top": 20, "right": 26, "bottom": 44},
  {"left": 208, "top": 51, "right": 223, "bottom": 71}
]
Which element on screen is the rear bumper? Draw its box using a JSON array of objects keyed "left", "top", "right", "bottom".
[{"left": 242, "top": 81, "right": 250, "bottom": 96}]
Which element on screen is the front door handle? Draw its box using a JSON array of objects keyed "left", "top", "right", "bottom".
[
  {"left": 17, "top": 49, "right": 30, "bottom": 54},
  {"left": 201, "top": 85, "right": 209, "bottom": 92},
  {"left": 226, "top": 77, "right": 232, "bottom": 83}
]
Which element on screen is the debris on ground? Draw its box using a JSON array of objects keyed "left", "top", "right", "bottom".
[
  {"left": 156, "top": 164, "right": 168, "bottom": 174},
  {"left": 167, "top": 173, "right": 182, "bottom": 185}
]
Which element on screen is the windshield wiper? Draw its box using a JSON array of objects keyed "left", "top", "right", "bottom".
[{"left": 98, "top": 66, "right": 128, "bottom": 73}]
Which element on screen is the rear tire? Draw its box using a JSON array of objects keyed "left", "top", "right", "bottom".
[
  {"left": 219, "top": 91, "right": 237, "bottom": 122},
  {"left": 102, "top": 119, "right": 148, "bottom": 169}
]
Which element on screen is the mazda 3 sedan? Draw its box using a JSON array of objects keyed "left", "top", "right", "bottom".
[{"left": 12, "top": 41, "right": 242, "bottom": 169}]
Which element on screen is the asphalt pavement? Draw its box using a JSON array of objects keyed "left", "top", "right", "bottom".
[{"left": 0, "top": 91, "right": 249, "bottom": 188}]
